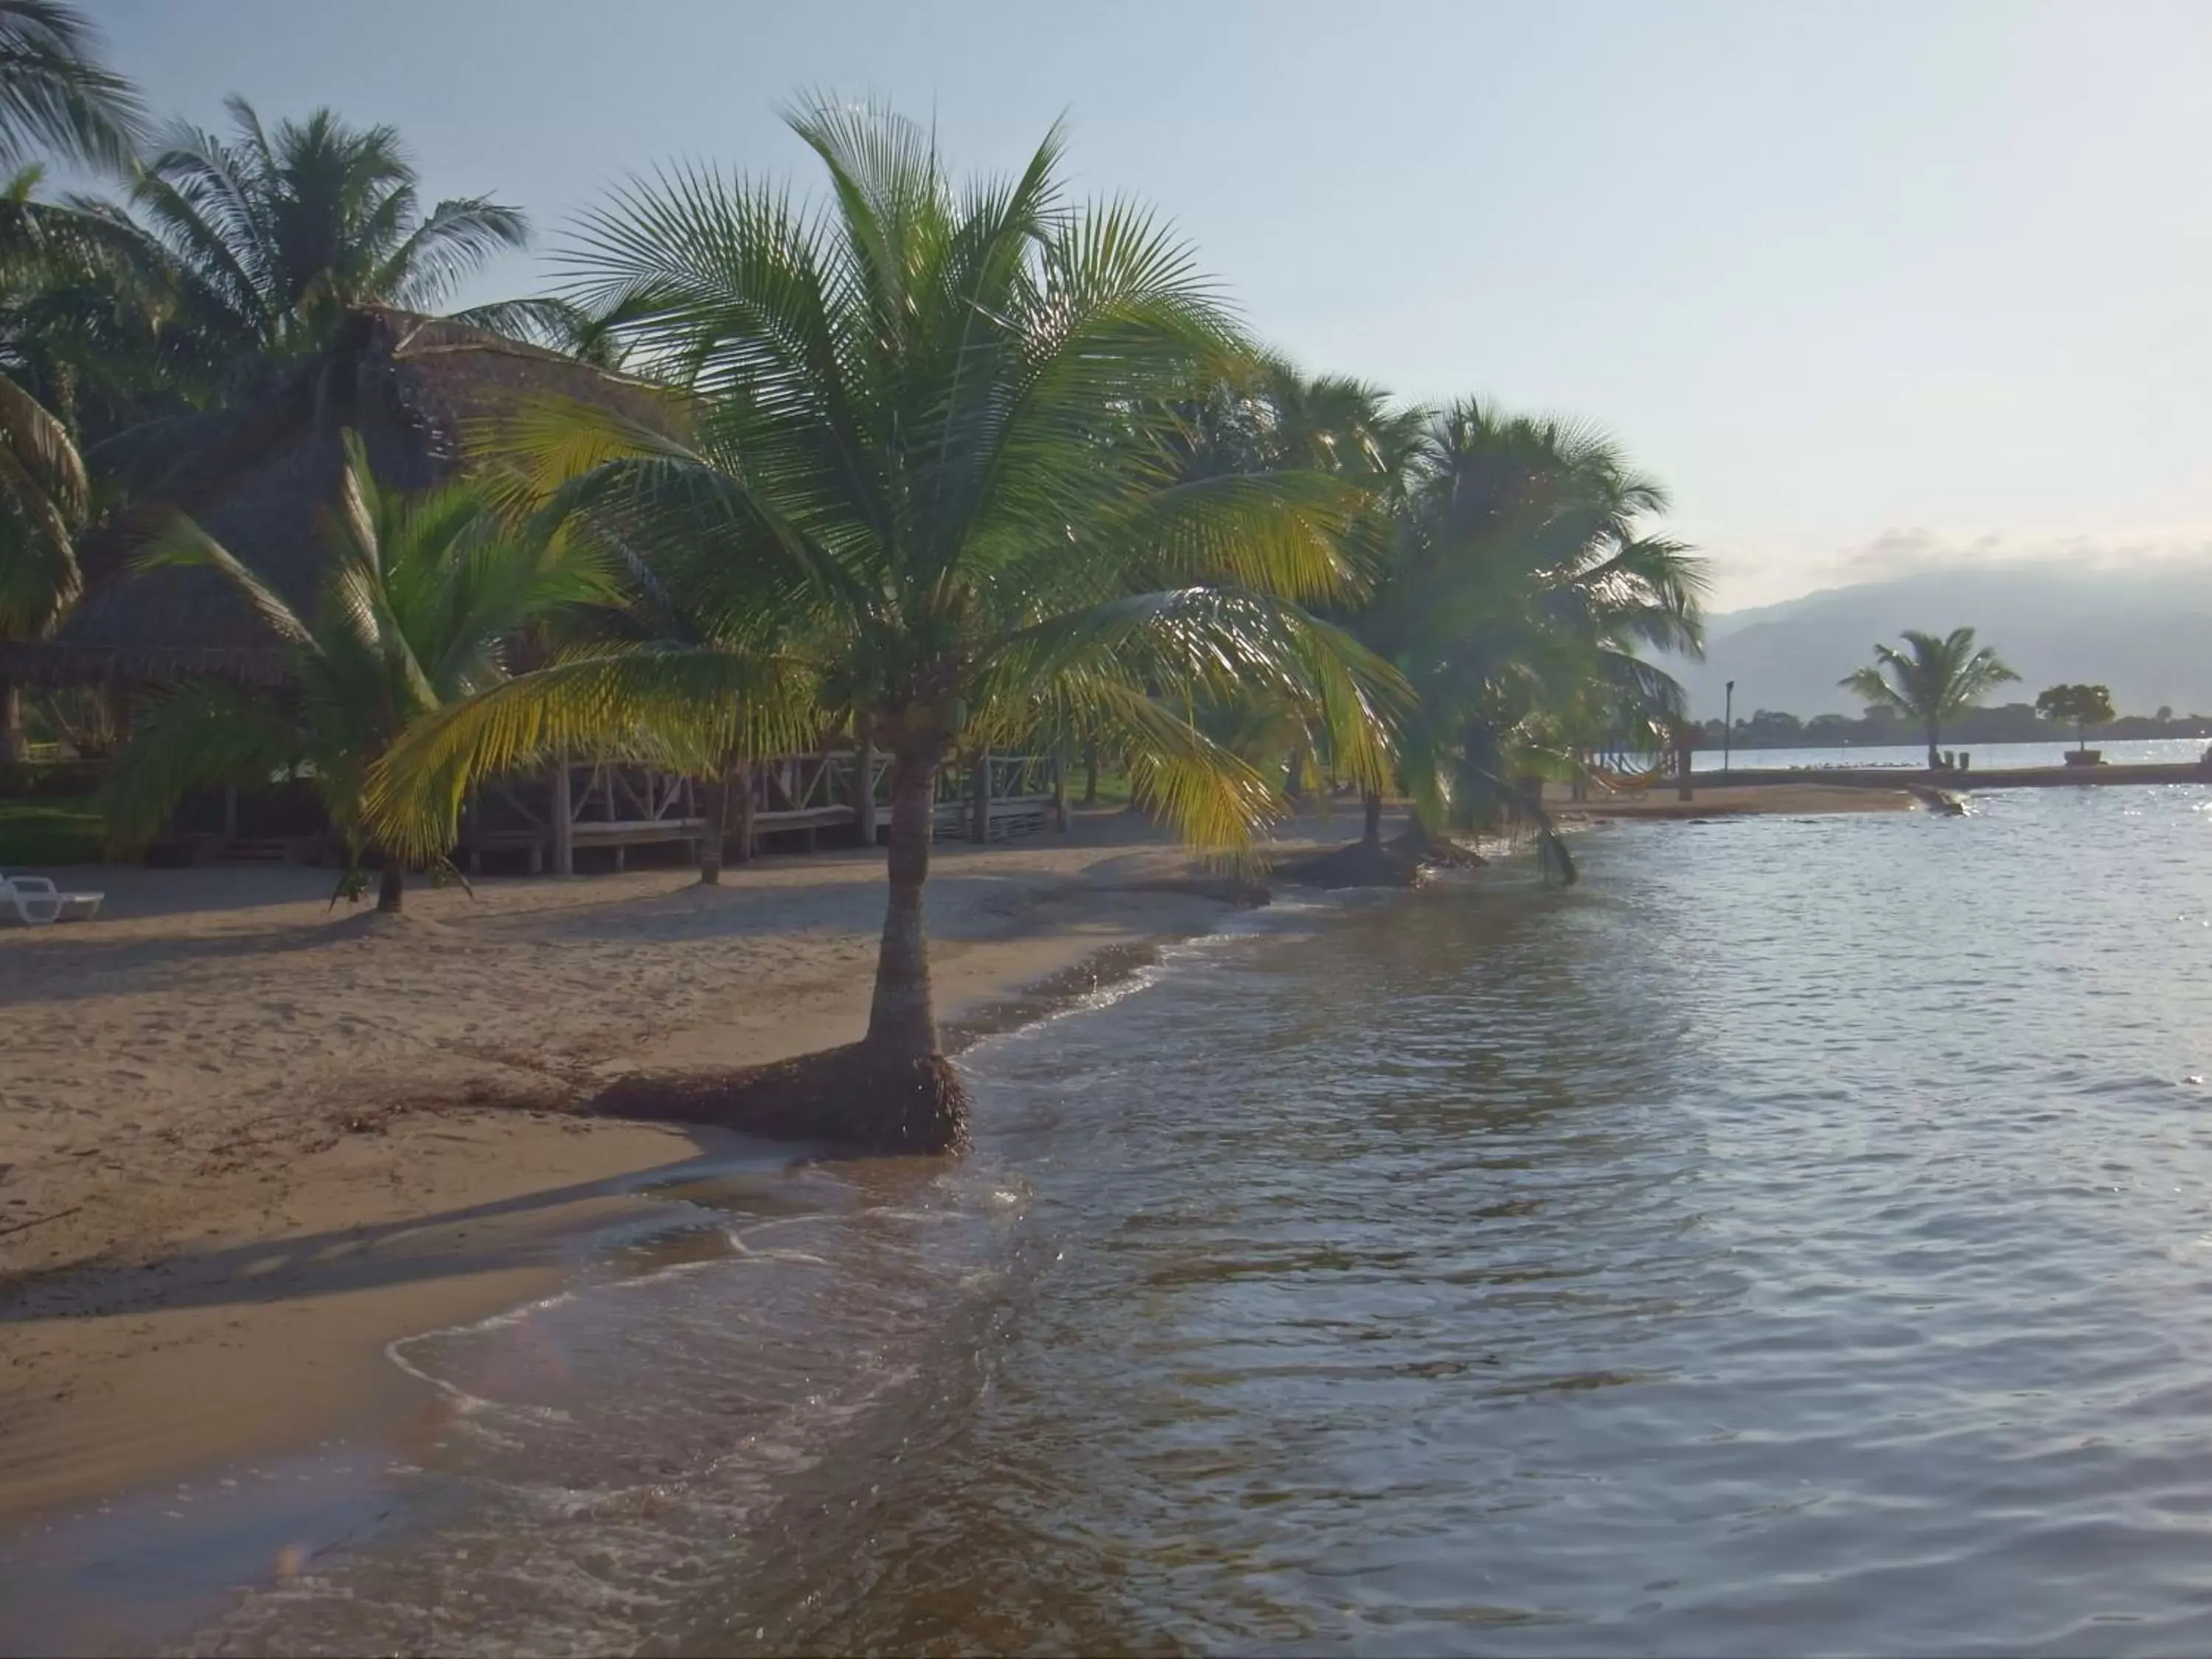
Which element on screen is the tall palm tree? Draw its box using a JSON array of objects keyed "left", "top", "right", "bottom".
[
  {"left": 369, "top": 102, "right": 1402, "bottom": 1144},
  {"left": 0, "top": 345, "right": 84, "bottom": 758},
  {"left": 103, "top": 434, "right": 612, "bottom": 910},
  {"left": 1841, "top": 627, "right": 2017, "bottom": 770},
  {"left": 90, "top": 97, "right": 530, "bottom": 381},
  {"left": 0, "top": 1, "right": 143, "bottom": 173},
  {"left": 1357, "top": 400, "right": 1705, "bottom": 874}
]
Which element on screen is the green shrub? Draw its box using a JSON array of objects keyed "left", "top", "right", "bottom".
[{"left": 0, "top": 801, "right": 106, "bottom": 866}]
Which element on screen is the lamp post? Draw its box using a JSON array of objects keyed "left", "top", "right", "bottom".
[{"left": 1723, "top": 680, "right": 1735, "bottom": 775}]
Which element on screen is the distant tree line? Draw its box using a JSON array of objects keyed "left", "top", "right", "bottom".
[{"left": 1701, "top": 700, "right": 2210, "bottom": 751}]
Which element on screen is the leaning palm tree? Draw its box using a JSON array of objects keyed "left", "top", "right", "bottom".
[
  {"left": 0, "top": 1, "right": 143, "bottom": 173},
  {"left": 103, "top": 433, "right": 611, "bottom": 911},
  {"left": 88, "top": 97, "right": 531, "bottom": 380},
  {"left": 1353, "top": 400, "right": 1705, "bottom": 876},
  {"left": 1841, "top": 627, "right": 2017, "bottom": 770},
  {"left": 369, "top": 102, "right": 1401, "bottom": 1147}
]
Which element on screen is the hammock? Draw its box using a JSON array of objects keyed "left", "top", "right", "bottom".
[{"left": 1587, "top": 760, "right": 1672, "bottom": 794}]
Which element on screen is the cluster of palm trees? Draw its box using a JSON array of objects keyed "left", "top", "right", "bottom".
[{"left": 0, "top": 8, "right": 1707, "bottom": 1119}]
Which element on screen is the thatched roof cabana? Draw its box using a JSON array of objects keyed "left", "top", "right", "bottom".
[{"left": 2, "top": 307, "right": 668, "bottom": 688}]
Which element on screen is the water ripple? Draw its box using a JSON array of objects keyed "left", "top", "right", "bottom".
[{"left": 187, "top": 785, "right": 2212, "bottom": 1655}]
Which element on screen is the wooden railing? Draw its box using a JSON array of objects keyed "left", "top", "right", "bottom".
[{"left": 456, "top": 747, "right": 1063, "bottom": 874}]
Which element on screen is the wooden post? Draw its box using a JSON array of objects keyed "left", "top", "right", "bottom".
[
  {"left": 1052, "top": 745, "right": 1071, "bottom": 832},
  {"left": 221, "top": 783, "right": 240, "bottom": 840},
  {"left": 550, "top": 754, "right": 574, "bottom": 874},
  {"left": 971, "top": 744, "right": 992, "bottom": 842},
  {"left": 856, "top": 739, "right": 879, "bottom": 846}
]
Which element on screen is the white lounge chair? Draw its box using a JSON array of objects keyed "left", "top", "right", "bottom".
[{"left": 0, "top": 873, "right": 103, "bottom": 926}]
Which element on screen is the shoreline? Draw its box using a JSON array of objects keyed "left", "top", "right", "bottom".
[
  {"left": 0, "top": 812, "right": 1264, "bottom": 1537},
  {"left": 0, "top": 785, "right": 1901, "bottom": 1546}
]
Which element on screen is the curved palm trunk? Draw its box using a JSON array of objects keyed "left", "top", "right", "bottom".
[
  {"left": 1360, "top": 789, "right": 1384, "bottom": 852},
  {"left": 377, "top": 860, "right": 404, "bottom": 914},
  {"left": 866, "top": 743, "right": 943, "bottom": 1060}
]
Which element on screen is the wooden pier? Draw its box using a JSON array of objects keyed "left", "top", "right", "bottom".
[{"left": 1697, "top": 760, "right": 2211, "bottom": 793}]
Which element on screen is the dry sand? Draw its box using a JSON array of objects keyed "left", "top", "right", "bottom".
[{"left": 0, "top": 810, "right": 1265, "bottom": 1524}]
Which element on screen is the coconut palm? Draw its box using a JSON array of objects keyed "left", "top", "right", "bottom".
[
  {"left": 1358, "top": 400, "right": 1705, "bottom": 874},
  {"left": 1841, "top": 627, "right": 2018, "bottom": 769},
  {"left": 0, "top": 1, "right": 143, "bottom": 173},
  {"left": 0, "top": 347, "right": 84, "bottom": 757},
  {"left": 1169, "top": 361, "right": 1425, "bottom": 803},
  {"left": 367, "top": 102, "right": 1401, "bottom": 1144},
  {"left": 85, "top": 97, "right": 530, "bottom": 382},
  {"left": 102, "top": 433, "right": 611, "bottom": 911}
]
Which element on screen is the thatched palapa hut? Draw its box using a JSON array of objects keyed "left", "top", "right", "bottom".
[{"left": 3, "top": 307, "right": 667, "bottom": 692}]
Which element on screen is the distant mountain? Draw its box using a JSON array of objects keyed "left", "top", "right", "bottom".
[{"left": 1663, "top": 563, "right": 2212, "bottom": 720}]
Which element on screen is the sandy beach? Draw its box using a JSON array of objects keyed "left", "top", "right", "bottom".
[
  {"left": 0, "top": 783, "right": 1914, "bottom": 1531},
  {"left": 0, "top": 810, "right": 1265, "bottom": 1525}
]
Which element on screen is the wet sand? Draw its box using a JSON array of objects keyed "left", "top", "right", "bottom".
[{"left": 0, "top": 810, "right": 1262, "bottom": 1527}]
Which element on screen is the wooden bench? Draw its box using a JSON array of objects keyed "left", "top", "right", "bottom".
[
  {"left": 933, "top": 797, "right": 1054, "bottom": 842},
  {"left": 460, "top": 829, "right": 547, "bottom": 875}
]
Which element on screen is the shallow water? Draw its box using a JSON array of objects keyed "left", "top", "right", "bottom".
[{"left": 170, "top": 785, "right": 2212, "bottom": 1654}]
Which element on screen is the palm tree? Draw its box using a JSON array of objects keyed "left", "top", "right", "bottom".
[
  {"left": 0, "top": 347, "right": 84, "bottom": 757},
  {"left": 1841, "top": 627, "right": 2017, "bottom": 770},
  {"left": 89, "top": 97, "right": 530, "bottom": 381},
  {"left": 368, "top": 102, "right": 1401, "bottom": 1144},
  {"left": 1169, "top": 360, "right": 1424, "bottom": 815},
  {"left": 102, "top": 433, "right": 611, "bottom": 910},
  {"left": 0, "top": 1, "right": 143, "bottom": 173},
  {"left": 1354, "top": 400, "right": 1704, "bottom": 873}
]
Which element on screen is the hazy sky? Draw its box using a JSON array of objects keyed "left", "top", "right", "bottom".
[{"left": 93, "top": 0, "right": 2212, "bottom": 611}]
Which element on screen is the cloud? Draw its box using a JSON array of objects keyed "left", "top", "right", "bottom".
[{"left": 1813, "top": 526, "right": 2212, "bottom": 588}]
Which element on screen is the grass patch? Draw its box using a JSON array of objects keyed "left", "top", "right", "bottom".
[{"left": 0, "top": 800, "right": 106, "bottom": 866}]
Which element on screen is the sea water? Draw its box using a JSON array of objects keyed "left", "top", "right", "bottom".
[{"left": 170, "top": 784, "right": 2212, "bottom": 1655}]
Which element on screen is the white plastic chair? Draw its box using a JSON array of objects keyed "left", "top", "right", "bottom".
[{"left": 0, "top": 873, "right": 102, "bottom": 925}]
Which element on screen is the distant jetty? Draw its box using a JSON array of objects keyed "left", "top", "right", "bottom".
[{"left": 1702, "top": 759, "right": 2211, "bottom": 793}]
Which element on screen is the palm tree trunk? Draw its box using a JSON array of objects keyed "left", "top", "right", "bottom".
[
  {"left": 1926, "top": 725, "right": 1941, "bottom": 771},
  {"left": 0, "top": 675, "right": 23, "bottom": 762},
  {"left": 732, "top": 762, "right": 756, "bottom": 863},
  {"left": 1082, "top": 741, "right": 1099, "bottom": 806},
  {"left": 866, "top": 744, "right": 943, "bottom": 1060},
  {"left": 698, "top": 772, "right": 729, "bottom": 886},
  {"left": 376, "top": 859, "right": 404, "bottom": 914},
  {"left": 1361, "top": 789, "right": 1384, "bottom": 852}
]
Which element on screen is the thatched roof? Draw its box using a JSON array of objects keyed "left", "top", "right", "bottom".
[{"left": 3, "top": 307, "right": 669, "bottom": 687}]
